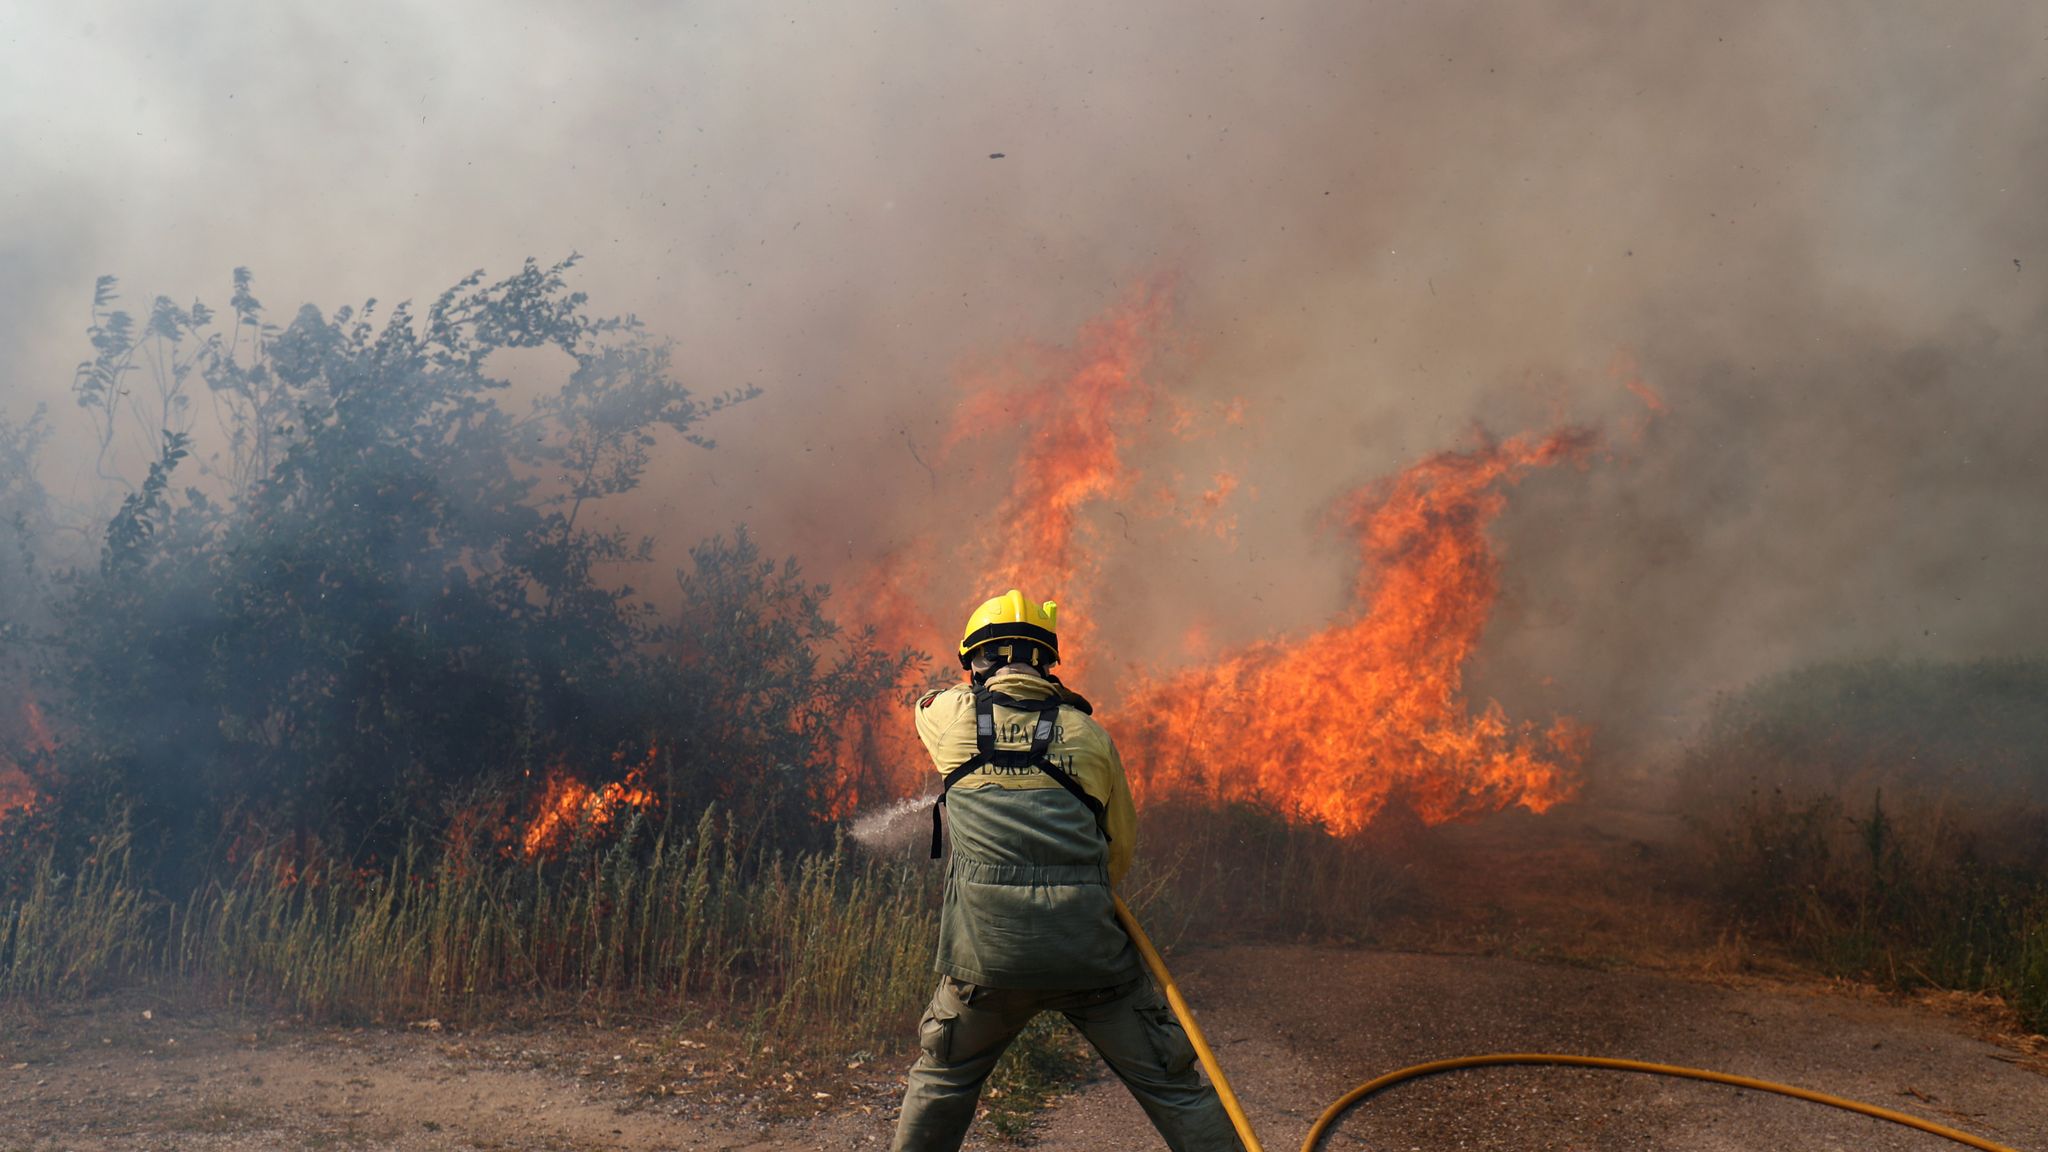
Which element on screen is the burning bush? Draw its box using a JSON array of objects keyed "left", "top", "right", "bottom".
[
  {"left": 12, "top": 260, "right": 915, "bottom": 893},
  {"left": 0, "top": 409, "right": 51, "bottom": 831}
]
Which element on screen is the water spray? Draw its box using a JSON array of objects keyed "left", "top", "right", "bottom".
[{"left": 1111, "top": 896, "right": 2024, "bottom": 1152}]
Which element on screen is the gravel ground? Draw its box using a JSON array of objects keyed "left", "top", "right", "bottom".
[{"left": 3, "top": 947, "right": 2039, "bottom": 1151}]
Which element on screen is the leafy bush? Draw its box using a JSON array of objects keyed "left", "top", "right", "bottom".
[
  {"left": 13, "top": 260, "right": 920, "bottom": 893},
  {"left": 0, "top": 406, "right": 49, "bottom": 645}
]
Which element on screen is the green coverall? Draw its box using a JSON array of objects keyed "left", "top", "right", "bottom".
[{"left": 891, "top": 671, "right": 1241, "bottom": 1152}]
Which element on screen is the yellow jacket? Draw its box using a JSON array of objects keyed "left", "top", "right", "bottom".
[{"left": 916, "top": 670, "right": 1137, "bottom": 884}]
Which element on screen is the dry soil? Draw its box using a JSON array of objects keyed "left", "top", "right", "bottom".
[{"left": 3, "top": 946, "right": 2042, "bottom": 1152}]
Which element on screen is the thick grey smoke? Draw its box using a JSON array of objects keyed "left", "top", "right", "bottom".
[{"left": 3, "top": 2, "right": 2043, "bottom": 778}]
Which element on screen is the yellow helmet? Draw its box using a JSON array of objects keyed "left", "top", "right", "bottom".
[{"left": 958, "top": 590, "right": 1060, "bottom": 669}]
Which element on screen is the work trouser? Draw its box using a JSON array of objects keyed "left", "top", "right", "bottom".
[{"left": 891, "top": 973, "right": 1244, "bottom": 1152}]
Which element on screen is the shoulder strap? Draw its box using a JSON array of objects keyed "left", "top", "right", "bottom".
[
  {"left": 931, "top": 688, "right": 999, "bottom": 858},
  {"left": 931, "top": 686, "right": 1110, "bottom": 859},
  {"left": 1034, "top": 758, "right": 1110, "bottom": 839}
]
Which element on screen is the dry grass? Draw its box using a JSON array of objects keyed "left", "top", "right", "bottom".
[
  {"left": 1676, "top": 659, "right": 2048, "bottom": 1032},
  {"left": 1124, "top": 798, "right": 1413, "bottom": 949},
  {"left": 1, "top": 796, "right": 1407, "bottom": 1140},
  {"left": 0, "top": 820, "right": 154, "bottom": 998},
  {"left": 1687, "top": 785, "right": 2048, "bottom": 1029},
  {"left": 3, "top": 807, "right": 938, "bottom": 1054}
]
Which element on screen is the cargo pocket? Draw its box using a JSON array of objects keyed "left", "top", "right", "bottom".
[
  {"left": 917, "top": 999, "right": 960, "bottom": 1064},
  {"left": 1137, "top": 1002, "right": 1197, "bottom": 1077}
]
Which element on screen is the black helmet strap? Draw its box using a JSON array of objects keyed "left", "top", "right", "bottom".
[{"left": 958, "top": 620, "right": 1060, "bottom": 668}]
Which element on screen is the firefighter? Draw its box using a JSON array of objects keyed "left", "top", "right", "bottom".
[{"left": 891, "top": 591, "right": 1242, "bottom": 1152}]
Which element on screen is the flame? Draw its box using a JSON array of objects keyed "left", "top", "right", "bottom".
[
  {"left": 1611, "top": 350, "right": 1666, "bottom": 414},
  {"left": 827, "top": 551, "right": 944, "bottom": 814},
  {"left": 0, "top": 698, "right": 52, "bottom": 819},
  {"left": 1116, "top": 430, "right": 1594, "bottom": 831},
  {"left": 22, "top": 698, "right": 52, "bottom": 750},
  {"left": 520, "top": 747, "right": 659, "bottom": 859},
  {"left": 0, "top": 765, "right": 30, "bottom": 818},
  {"left": 943, "top": 295, "right": 1595, "bottom": 831},
  {"left": 826, "top": 288, "right": 1184, "bottom": 809},
  {"left": 832, "top": 291, "right": 1600, "bottom": 836},
  {"left": 945, "top": 286, "right": 1173, "bottom": 680}
]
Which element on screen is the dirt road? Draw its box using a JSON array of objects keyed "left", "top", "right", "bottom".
[
  {"left": 1034, "top": 946, "right": 2046, "bottom": 1152},
  {"left": 3, "top": 947, "right": 2041, "bottom": 1151}
]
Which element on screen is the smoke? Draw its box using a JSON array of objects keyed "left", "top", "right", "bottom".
[{"left": 3, "top": 1, "right": 2044, "bottom": 781}]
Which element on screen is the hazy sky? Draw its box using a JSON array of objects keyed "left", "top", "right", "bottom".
[{"left": 5, "top": 1, "right": 2044, "bottom": 766}]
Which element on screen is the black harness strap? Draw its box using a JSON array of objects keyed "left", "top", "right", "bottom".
[{"left": 930, "top": 686, "right": 1111, "bottom": 859}]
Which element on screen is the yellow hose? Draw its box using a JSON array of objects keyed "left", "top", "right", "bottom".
[
  {"left": 1300, "top": 1053, "right": 2025, "bottom": 1152},
  {"left": 1114, "top": 895, "right": 1269, "bottom": 1152},
  {"left": 1111, "top": 896, "right": 2025, "bottom": 1152}
]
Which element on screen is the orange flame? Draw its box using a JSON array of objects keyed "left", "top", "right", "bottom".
[
  {"left": 827, "top": 551, "right": 945, "bottom": 814},
  {"left": 946, "top": 287, "right": 1173, "bottom": 679},
  {"left": 838, "top": 294, "right": 1604, "bottom": 835},
  {"left": 520, "top": 748, "right": 659, "bottom": 859},
  {"left": 0, "top": 765, "right": 30, "bottom": 818},
  {"left": 1116, "top": 430, "right": 1594, "bottom": 831},
  {"left": 828, "top": 287, "right": 1186, "bottom": 806},
  {"left": 0, "top": 699, "right": 52, "bottom": 819},
  {"left": 1177, "top": 470, "right": 1240, "bottom": 540}
]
